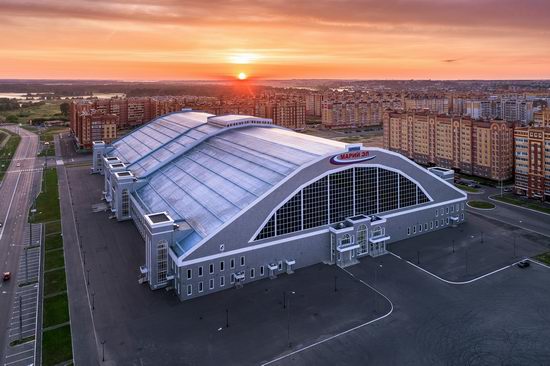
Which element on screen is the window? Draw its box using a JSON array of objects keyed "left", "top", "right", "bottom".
[
  {"left": 451, "top": 206, "right": 454, "bottom": 213},
  {"left": 187, "top": 269, "right": 192, "bottom": 280},
  {"left": 419, "top": 224, "right": 422, "bottom": 233},
  {"left": 424, "top": 223, "right": 428, "bottom": 231},
  {"left": 220, "top": 276, "right": 225, "bottom": 287},
  {"left": 446, "top": 207, "right": 449, "bottom": 214},
  {"left": 435, "top": 209, "right": 439, "bottom": 217},
  {"left": 435, "top": 220, "right": 439, "bottom": 228},
  {"left": 441, "top": 219, "right": 444, "bottom": 226},
  {"left": 341, "top": 233, "right": 352, "bottom": 245},
  {"left": 187, "top": 284, "right": 192, "bottom": 296},
  {"left": 407, "top": 227, "right": 411, "bottom": 235},
  {"left": 121, "top": 188, "right": 130, "bottom": 217},
  {"left": 461, "top": 213, "right": 464, "bottom": 220},
  {"left": 198, "top": 266, "right": 203, "bottom": 277},
  {"left": 209, "top": 278, "right": 214, "bottom": 290},
  {"left": 209, "top": 264, "right": 214, "bottom": 274},
  {"left": 430, "top": 221, "right": 433, "bottom": 229},
  {"left": 157, "top": 240, "right": 168, "bottom": 284},
  {"left": 230, "top": 258, "right": 235, "bottom": 269},
  {"left": 240, "top": 256, "right": 245, "bottom": 266},
  {"left": 260, "top": 266, "right": 264, "bottom": 276},
  {"left": 278, "top": 261, "right": 283, "bottom": 271},
  {"left": 230, "top": 274, "right": 235, "bottom": 284},
  {"left": 413, "top": 226, "right": 417, "bottom": 234},
  {"left": 250, "top": 268, "right": 255, "bottom": 278},
  {"left": 198, "top": 282, "right": 203, "bottom": 293},
  {"left": 220, "top": 261, "right": 224, "bottom": 271},
  {"left": 254, "top": 167, "right": 432, "bottom": 241},
  {"left": 446, "top": 217, "right": 450, "bottom": 225}
]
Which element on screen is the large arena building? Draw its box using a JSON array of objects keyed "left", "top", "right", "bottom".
[{"left": 92, "top": 110, "right": 467, "bottom": 301}]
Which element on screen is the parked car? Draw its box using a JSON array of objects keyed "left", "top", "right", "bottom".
[
  {"left": 504, "top": 187, "right": 513, "bottom": 192},
  {"left": 2, "top": 272, "right": 11, "bottom": 281},
  {"left": 0, "top": 222, "right": 3, "bottom": 228},
  {"left": 16, "top": 163, "right": 20, "bottom": 167},
  {"left": 517, "top": 260, "right": 530, "bottom": 269}
]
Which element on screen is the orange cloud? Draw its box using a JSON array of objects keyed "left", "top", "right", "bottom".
[{"left": 0, "top": 0, "right": 549, "bottom": 80}]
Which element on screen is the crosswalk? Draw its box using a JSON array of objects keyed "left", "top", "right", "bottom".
[{"left": 3, "top": 224, "right": 42, "bottom": 366}]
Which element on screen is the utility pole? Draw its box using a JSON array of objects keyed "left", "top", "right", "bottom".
[
  {"left": 87, "top": 269, "right": 90, "bottom": 286},
  {"left": 225, "top": 308, "right": 229, "bottom": 328},
  {"left": 101, "top": 340, "right": 106, "bottom": 362},
  {"left": 19, "top": 296, "right": 23, "bottom": 341},
  {"left": 25, "top": 247, "right": 28, "bottom": 282},
  {"left": 452, "top": 240, "right": 455, "bottom": 254}
]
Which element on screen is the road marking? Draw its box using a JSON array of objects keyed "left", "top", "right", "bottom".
[
  {"left": 261, "top": 267, "right": 394, "bottom": 366},
  {"left": 4, "top": 348, "right": 34, "bottom": 359},
  {"left": 0, "top": 172, "right": 22, "bottom": 242},
  {"left": 4, "top": 355, "right": 34, "bottom": 365}
]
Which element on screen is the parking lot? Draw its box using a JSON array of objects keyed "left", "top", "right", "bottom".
[
  {"left": 3, "top": 224, "right": 42, "bottom": 366},
  {"left": 64, "top": 165, "right": 550, "bottom": 366},
  {"left": 389, "top": 212, "right": 550, "bottom": 282}
]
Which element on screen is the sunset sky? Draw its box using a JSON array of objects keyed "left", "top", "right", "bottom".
[{"left": 1, "top": 0, "right": 549, "bottom": 80}]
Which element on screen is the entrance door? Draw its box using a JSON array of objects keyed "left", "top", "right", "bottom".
[{"left": 356, "top": 224, "right": 368, "bottom": 257}]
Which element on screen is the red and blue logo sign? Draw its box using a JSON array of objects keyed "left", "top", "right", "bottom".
[{"left": 330, "top": 150, "right": 376, "bottom": 165}]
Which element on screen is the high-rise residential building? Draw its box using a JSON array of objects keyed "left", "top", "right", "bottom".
[
  {"left": 534, "top": 108, "right": 550, "bottom": 127},
  {"left": 77, "top": 111, "right": 118, "bottom": 148},
  {"left": 514, "top": 127, "right": 550, "bottom": 201},
  {"left": 321, "top": 101, "right": 383, "bottom": 129},
  {"left": 305, "top": 94, "right": 323, "bottom": 117},
  {"left": 383, "top": 110, "right": 515, "bottom": 181},
  {"left": 403, "top": 97, "right": 449, "bottom": 114},
  {"left": 255, "top": 99, "right": 306, "bottom": 130}
]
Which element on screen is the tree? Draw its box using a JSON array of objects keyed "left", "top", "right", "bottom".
[
  {"left": 6, "top": 115, "right": 18, "bottom": 123},
  {"left": 60, "top": 102, "right": 70, "bottom": 116}
]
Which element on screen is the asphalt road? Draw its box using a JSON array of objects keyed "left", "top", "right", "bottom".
[
  {"left": 465, "top": 186, "right": 550, "bottom": 238},
  {"left": 0, "top": 125, "right": 41, "bottom": 364}
]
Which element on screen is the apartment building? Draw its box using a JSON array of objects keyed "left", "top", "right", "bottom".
[
  {"left": 305, "top": 93, "right": 323, "bottom": 117},
  {"left": 255, "top": 99, "right": 306, "bottom": 130},
  {"left": 403, "top": 97, "right": 449, "bottom": 114},
  {"left": 383, "top": 110, "right": 515, "bottom": 181},
  {"left": 321, "top": 101, "right": 384, "bottom": 129},
  {"left": 534, "top": 108, "right": 550, "bottom": 127},
  {"left": 514, "top": 127, "right": 550, "bottom": 201}
]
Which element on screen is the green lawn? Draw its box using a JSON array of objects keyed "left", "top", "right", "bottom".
[
  {"left": 492, "top": 194, "right": 550, "bottom": 215},
  {"left": 45, "top": 249, "right": 65, "bottom": 271},
  {"left": 44, "top": 268, "right": 67, "bottom": 295},
  {"left": 0, "top": 101, "right": 65, "bottom": 124},
  {"left": 467, "top": 200, "right": 495, "bottom": 209},
  {"left": 30, "top": 168, "right": 60, "bottom": 223},
  {"left": 43, "top": 293, "right": 70, "bottom": 328},
  {"left": 45, "top": 220, "right": 62, "bottom": 236},
  {"left": 0, "top": 128, "right": 21, "bottom": 181},
  {"left": 45, "top": 233, "right": 63, "bottom": 250},
  {"left": 42, "top": 325, "right": 73, "bottom": 366},
  {"left": 534, "top": 252, "right": 550, "bottom": 265},
  {"left": 455, "top": 183, "right": 479, "bottom": 193}
]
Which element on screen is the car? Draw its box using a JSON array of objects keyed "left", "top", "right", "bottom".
[
  {"left": 504, "top": 187, "right": 513, "bottom": 192},
  {"left": 16, "top": 163, "right": 20, "bottom": 167},
  {"left": 2, "top": 272, "right": 11, "bottom": 281},
  {"left": 0, "top": 222, "right": 2, "bottom": 228},
  {"left": 517, "top": 260, "right": 530, "bottom": 268}
]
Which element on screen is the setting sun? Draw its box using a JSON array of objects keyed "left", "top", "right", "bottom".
[{"left": 237, "top": 72, "right": 247, "bottom": 80}]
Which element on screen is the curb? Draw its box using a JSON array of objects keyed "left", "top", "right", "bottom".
[
  {"left": 488, "top": 195, "right": 550, "bottom": 217},
  {"left": 466, "top": 201, "right": 496, "bottom": 211}
]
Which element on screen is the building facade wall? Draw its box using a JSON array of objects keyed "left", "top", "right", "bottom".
[
  {"left": 514, "top": 127, "right": 550, "bottom": 200},
  {"left": 383, "top": 111, "right": 515, "bottom": 181}
]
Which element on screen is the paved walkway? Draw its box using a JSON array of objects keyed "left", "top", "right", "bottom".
[{"left": 54, "top": 135, "right": 99, "bottom": 365}]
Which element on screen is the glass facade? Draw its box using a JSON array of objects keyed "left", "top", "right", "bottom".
[{"left": 255, "top": 166, "right": 431, "bottom": 241}]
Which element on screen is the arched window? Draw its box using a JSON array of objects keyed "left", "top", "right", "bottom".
[
  {"left": 341, "top": 234, "right": 352, "bottom": 246},
  {"left": 254, "top": 166, "right": 431, "bottom": 241}
]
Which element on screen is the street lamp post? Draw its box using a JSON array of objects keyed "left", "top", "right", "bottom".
[
  {"left": 101, "top": 340, "right": 106, "bottom": 362},
  {"left": 283, "top": 291, "right": 286, "bottom": 309},
  {"left": 225, "top": 308, "right": 229, "bottom": 328},
  {"left": 87, "top": 269, "right": 90, "bottom": 286},
  {"left": 83, "top": 250, "right": 86, "bottom": 265},
  {"left": 287, "top": 291, "right": 295, "bottom": 348},
  {"left": 92, "top": 292, "right": 95, "bottom": 310},
  {"left": 452, "top": 240, "right": 455, "bottom": 254}
]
